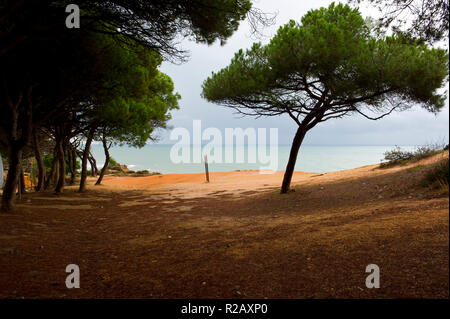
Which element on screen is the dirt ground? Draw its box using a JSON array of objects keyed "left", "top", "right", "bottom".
[{"left": 0, "top": 152, "right": 448, "bottom": 298}]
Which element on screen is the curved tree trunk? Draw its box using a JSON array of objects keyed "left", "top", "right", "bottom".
[
  {"left": 88, "top": 157, "right": 93, "bottom": 176},
  {"left": 280, "top": 127, "right": 306, "bottom": 194},
  {"left": 92, "top": 156, "right": 98, "bottom": 176},
  {"left": 32, "top": 128, "right": 45, "bottom": 191},
  {"left": 1, "top": 86, "right": 33, "bottom": 213},
  {"left": 54, "top": 136, "right": 65, "bottom": 194},
  {"left": 95, "top": 136, "right": 110, "bottom": 185},
  {"left": 1, "top": 147, "right": 22, "bottom": 212},
  {"left": 88, "top": 155, "right": 97, "bottom": 177},
  {"left": 79, "top": 128, "right": 95, "bottom": 192}
]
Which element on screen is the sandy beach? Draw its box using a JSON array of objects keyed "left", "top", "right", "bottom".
[{"left": 0, "top": 152, "right": 448, "bottom": 298}]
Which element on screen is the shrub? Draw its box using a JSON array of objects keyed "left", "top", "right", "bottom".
[
  {"left": 413, "top": 146, "right": 441, "bottom": 161},
  {"left": 135, "top": 170, "right": 150, "bottom": 175},
  {"left": 108, "top": 157, "right": 118, "bottom": 168},
  {"left": 383, "top": 146, "right": 414, "bottom": 162},
  {"left": 129, "top": 170, "right": 161, "bottom": 177},
  {"left": 43, "top": 154, "right": 54, "bottom": 173},
  {"left": 380, "top": 144, "right": 446, "bottom": 168},
  {"left": 421, "top": 158, "right": 449, "bottom": 191}
]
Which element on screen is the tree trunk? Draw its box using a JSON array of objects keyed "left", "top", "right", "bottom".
[
  {"left": 19, "top": 164, "right": 26, "bottom": 194},
  {"left": 53, "top": 160, "right": 59, "bottom": 187},
  {"left": 88, "top": 155, "right": 97, "bottom": 177},
  {"left": 44, "top": 150, "right": 57, "bottom": 190},
  {"left": 70, "top": 149, "right": 77, "bottom": 185},
  {"left": 79, "top": 128, "right": 95, "bottom": 192},
  {"left": 54, "top": 136, "right": 65, "bottom": 194},
  {"left": 67, "top": 148, "right": 74, "bottom": 185},
  {"left": 280, "top": 127, "right": 306, "bottom": 194},
  {"left": 1, "top": 86, "right": 33, "bottom": 212},
  {"left": 67, "top": 148, "right": 72, "bottom": 183},
  {"left": 92, "top": 156, "right": 98, "bottom": 176},
  {"left": 32, "top": 128, "right": 45, "bottom": 191},
  {"left": 95, "top": 136, "right": 110, "bottom": 185},
  {"left": 1, "top": 147, "right": 22, "bottom": 212}
]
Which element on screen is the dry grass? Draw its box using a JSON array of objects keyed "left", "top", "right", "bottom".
[{"left": 0, "top": 152, "right": 448, "bottom": 298}]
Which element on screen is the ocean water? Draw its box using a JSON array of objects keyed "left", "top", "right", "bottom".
[{"left": 90, "top": 144, "right": 416, "bottom": 174}]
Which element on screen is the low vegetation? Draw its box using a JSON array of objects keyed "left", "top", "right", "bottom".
[
  {"left": 107, "top": 160, "right": 160, "bottom": 177},
  {"left": 379, "top": 144, "right": 449, "bottom": 193},
  {"left": 108, "top": 157, "right": 118, "bottom": 168},
  {"left": 421, "top": 158, "right": 449, "bottom": 192},
  {"left": 129, "top": 170, "right": 161, "bottom": 177},
  {"left": 380, "top": 144, "right": 446, "bottom": 168}
]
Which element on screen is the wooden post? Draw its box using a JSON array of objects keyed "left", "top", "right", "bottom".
[{"left": 204, "top": 155, "right": 210, "bottom": 183}]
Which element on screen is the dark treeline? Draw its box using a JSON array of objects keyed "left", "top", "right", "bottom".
[{"left": 0, "top": 0, "right": 273, "bottom": 212}]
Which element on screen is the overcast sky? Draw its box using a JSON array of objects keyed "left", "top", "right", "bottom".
[{"left": 158, "top": 0, "right": 449, "bottom": 146}]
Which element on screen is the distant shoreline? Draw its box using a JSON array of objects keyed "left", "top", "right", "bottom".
[{"left": 90, "top": 144, "right": 419, "bottom": 175}]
